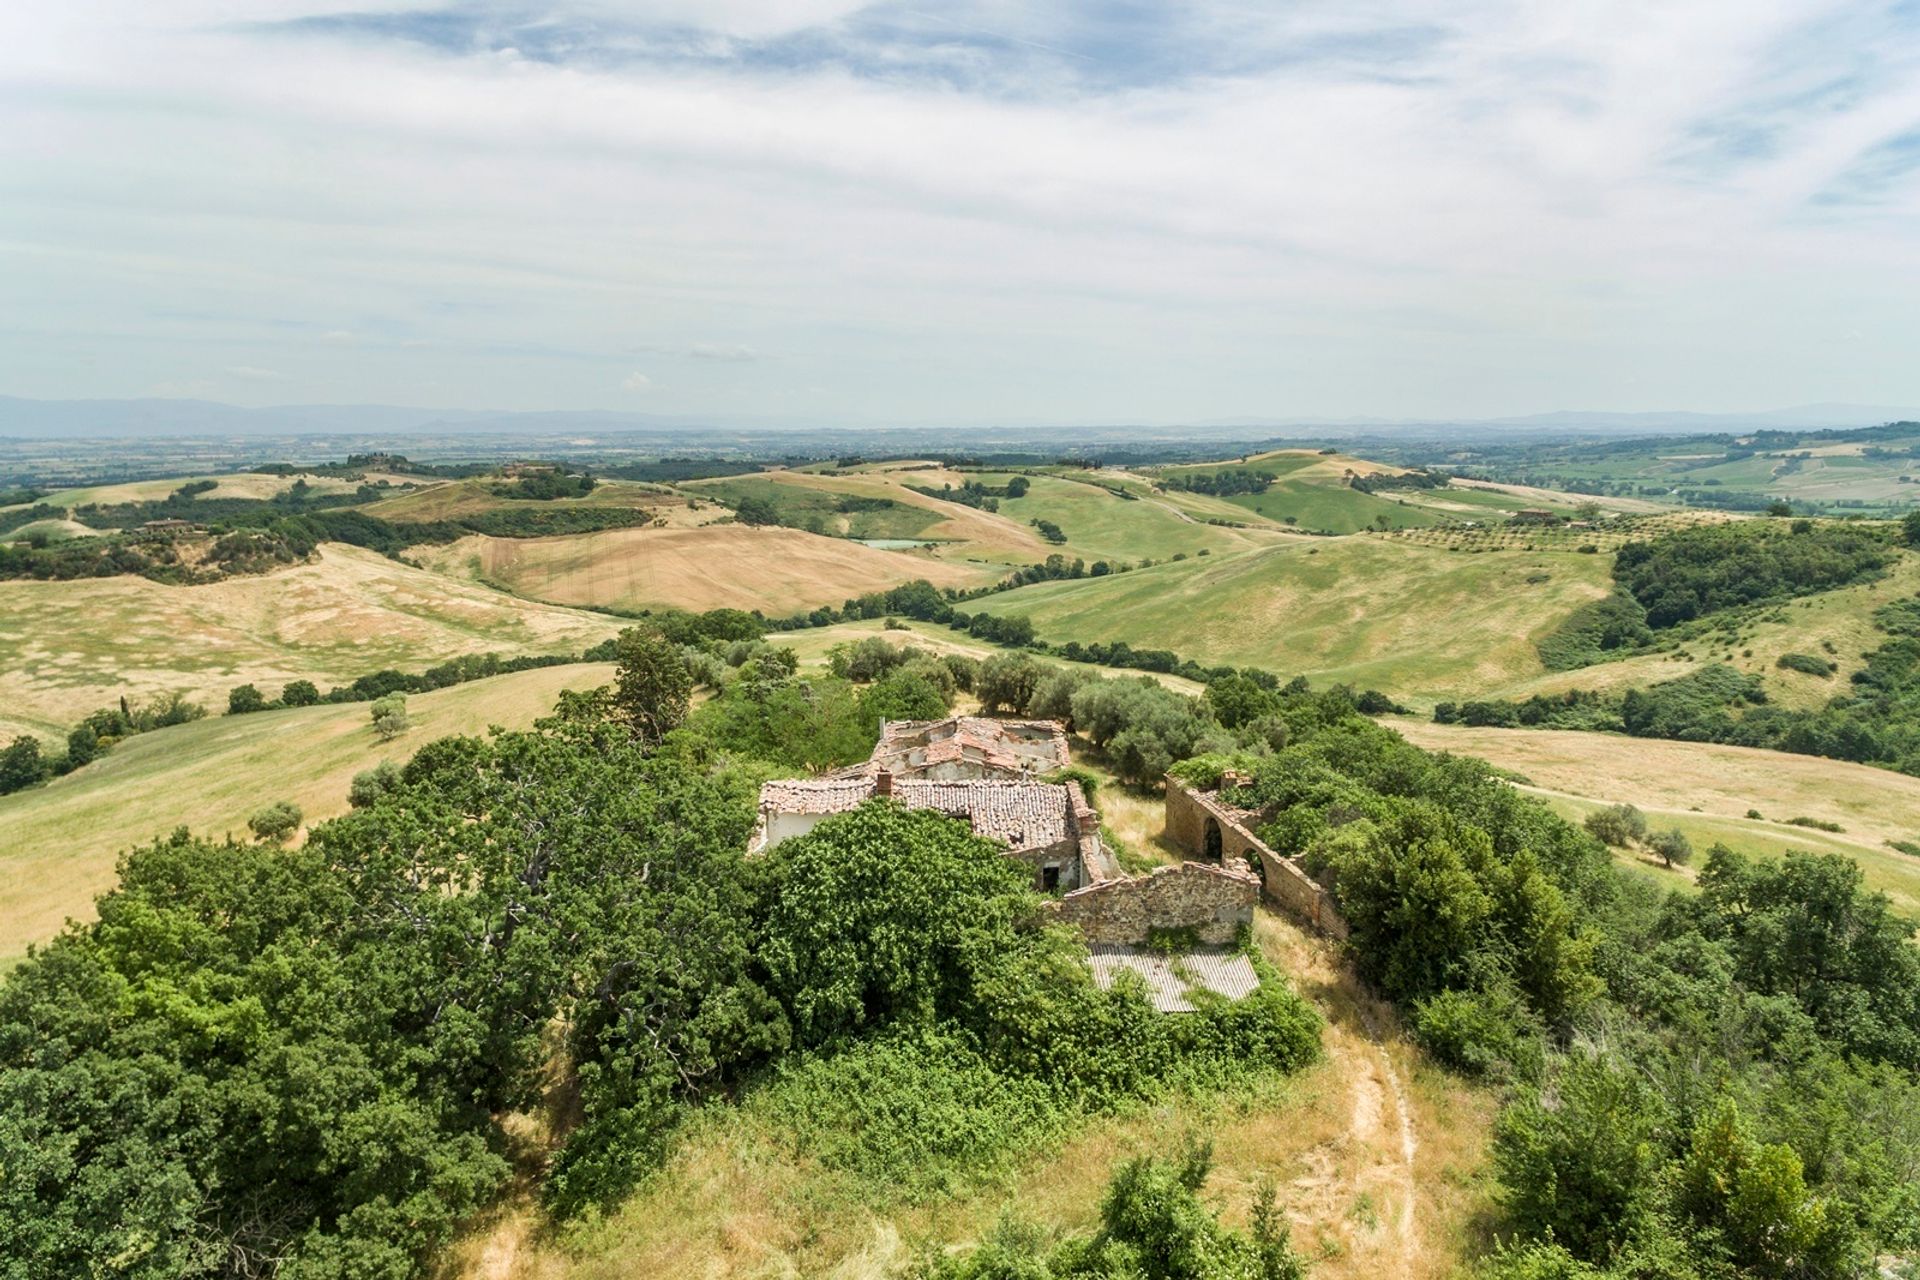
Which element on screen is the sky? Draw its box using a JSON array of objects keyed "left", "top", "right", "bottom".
[{"left": 2, "top": 0, "right": 1919, "bottom": 426}]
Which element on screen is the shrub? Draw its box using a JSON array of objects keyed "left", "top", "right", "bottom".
[
  {"left": 227, "top": 683, "right": 270, "bottom": 715},
  {"left": 370, "top": 693, "right": 410, "bottom": 740},
  {"left": 1583, "top": 803, "right": 1649, "bottom": 848},
  {"left": 247, "top": 800, "right": 303, "bottom": 842},
  {"left": 280, "top": 678, "right": 320, "bottom": 707},
  {"left": 348, "top": 759, "right": 403, "bottom": 808},
  {"left": 1776, "top": 651, "right": 1836, "bottom": 677}
]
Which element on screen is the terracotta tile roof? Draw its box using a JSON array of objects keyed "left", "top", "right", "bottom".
[
  {"left": 754, "top": 776, "right": 1076, "bottom": 851},
  {"left": 891, "top": 780, "right": 1072, "bottom": 850},
  {"left": 754, "top": 778, "right": 875, "bottom": 816},
  {"left": 860, "top": 716, "right": 1070, "bottom": 779},
  {"left": 1086, "top": 945, "right": 1261, "bottom": 1012}
]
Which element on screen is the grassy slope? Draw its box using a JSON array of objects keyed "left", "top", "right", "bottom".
[
  {"left": 688, "top": 466, "right": 1052, "bottom": 565},
  {"left": 770, "top": 617, "right": 1206, "bottom": 694},
  {"left": 360, "top": 477, "right": 681, "bottom": 523},
  {"left": 1391, "top": 719, "right": 1920, "bottom": 916},
  {"left": 0, "top": 544, "right": 624, "bottom": 741},
  {"left": 411, "top": 523, "right": 1000, "bottom": 617},
  {"left": 1500, "top": 548, "right": 1920, "bottom": 711},
  {"left": 0, "top": 662, "right": 615, "bottom": 966},
  {"left": 970, "top": 536, "right": 1615, "bottom": 702},
  {"left": 37, "top": 471, "right": 375, "bottom": 508},
  {"left": 964, "top": 472, "right": 1272, "bottom": 562}
]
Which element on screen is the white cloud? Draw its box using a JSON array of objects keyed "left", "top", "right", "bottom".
[
  {"left": 226, "top": 365, "right": 286, "bottom": 380},
  {"left": 1, "top": 1, "right": 1918, "bottom": 420},
  {"left": 688, "top": 342, "right": 758, "bottom": 361},
  {"left": 622, "top": 371, "right": 655, "bottom": 391}
]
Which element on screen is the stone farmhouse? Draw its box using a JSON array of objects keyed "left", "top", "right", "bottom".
[
  {"left": 751, "top": 716, "right": 1269, "bottom": 1011},
  {"left": 749, "top": 770, "right": 1116, "bottom": 891}
]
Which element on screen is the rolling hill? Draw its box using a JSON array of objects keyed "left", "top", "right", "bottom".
[
  {"left": 0, "top": 543, "right": 624, "bottom": 741},
  {"left": 410, "top": 522, "right": 1002, "bottom": 617},
  {"left": 968, "top": 534, "right": 1616, "bottom": 702}
]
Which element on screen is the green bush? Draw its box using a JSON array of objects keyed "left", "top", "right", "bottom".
[
  {"left": 1775, "top": 651, "right": 1836, "bottom": 677},
  {"left": 247, "top": 800, "right": 303, "bottom": 842}
]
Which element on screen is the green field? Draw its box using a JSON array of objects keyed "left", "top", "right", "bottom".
[
  {"left": 962, "top": 471, "right": 1272, "bottom": 561},
  {"left": 1147, "top": 450, "right": 1589, "bottom": 534},
  {"left": 0, "top": 662, "right": 615, "bottom": 967},
  {"left": 684, "top": 474, "right": 949, "bottom": 541},
  {"left": 969, "top": 535, "right": 1615, "bottom": 701}
]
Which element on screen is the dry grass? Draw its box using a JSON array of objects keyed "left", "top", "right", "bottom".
[
  {"left": 0, "top": 663, "right": 615, "bottom": 966},
  {"left": 1390, "top": 718, "right": 1920, "bottom": 916},
  {"left": 0, "top": 544, "right": 624, "bottom": 740},
  {"left": 41, "top": 471, "right": 369, "bottom": 507},
  {"left": 362, "top": 478, "right": 690, "bottom": 524},
  {"left": 411, "top": 525, "right": 999, "bottom": 617}
]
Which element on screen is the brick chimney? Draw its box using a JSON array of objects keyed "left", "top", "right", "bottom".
[{"left": 875, "top": 769, "right": 893, "bottom": 797}]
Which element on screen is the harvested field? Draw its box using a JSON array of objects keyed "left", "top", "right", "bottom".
[
  {"left": 1391, "top": 718, "right": 1920, "bottom": 916},
  {"left": 414, "top": 523, "right": 999, "bottom": 616}
]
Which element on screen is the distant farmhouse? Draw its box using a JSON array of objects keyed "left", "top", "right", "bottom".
[{"left": 751, "top": 716, "right": 1270, "bottom": 1011}]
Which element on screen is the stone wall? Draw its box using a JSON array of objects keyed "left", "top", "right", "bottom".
[
  {"left": 1162, "top": 775, "right": 1349, "bottom": 940},
  {"left": 1047, "top": 861, "right": 1258, "bottom": 946}
]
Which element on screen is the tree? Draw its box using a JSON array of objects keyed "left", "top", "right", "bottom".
[
  {"left": 1206, "top": 673, "right": 1279, "bottom": 729},
  {"left": 0, "top": 734, "right": 49, "bottom": 795},
  {"left": 227, "top": 683, "right": 269, "bottom": 715},
  {"left": 348, "top": 759, "right": 402, "bottom": 808},
  {"left": 611, "top": 627, "right": 693, "bottom": 744},
  {"left": 1905, "top": 509, "right": 1920, "bottom": 547},
  {"left": 247, "top": 800, "right": 303, "bottom": 842},
  {"left": 1766, "top": 499, "right": 1793, "bottom": 517},
  {"left": 281, "top": 679, "right": 321, "bottom": 707},
  {"left": 856, "top": 670, "right": 950, "bottom": 725},
  {"left": 65, "top": 722, "right": 100, "bottom": 767},
  {"left": 370, "top": 693, "right": 410, "bottom": 740},
  {"left": 733, "top": 496, "right": 780, "bottom": 526},
  {"left": 1005, "top": 476, "right": 1030, "bottom": 498},
  {"left": 1494, "top": 1050, "right": 1665, "bottom": 1259},
  {"left": 976, "top": 653, "right": 1043, "bottom": 715},
  {"left": 1648, "top": 827, "right": 1692, "bottom": 868},
  {"left": 1583, "top": 803, "right": 1648, "bottom": 848}
]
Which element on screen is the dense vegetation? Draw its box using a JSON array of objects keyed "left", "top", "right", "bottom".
[
  {"left": 1179, "top": 692, "right": 1920, "bottom": 1278},
  {"left": 0, "top": 633, "right": 1322, "bottom": 1278},
  {"left": 1452, "top": 586, "right": 1920, "bottom": 775},
  {"left": 1612, "top": 522, "right": 1890, "bottom": 628},
  {"left": 1158, "top": 468, "right": 1275, "bottom": 497},
  {"left": 488, "top": 468, "right": 596, "bottom": 500}
]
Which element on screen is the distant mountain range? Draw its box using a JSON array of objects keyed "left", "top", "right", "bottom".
[{"left": 1, "top": 396, "right": 1916, "bottom": 441}]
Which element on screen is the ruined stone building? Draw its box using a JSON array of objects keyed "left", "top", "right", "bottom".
[
  {"left": 749, "top": 768, "right": 1116, "bottom": 891},
  {"left": 749, "top": 715, "right": 1274, "bottom": 1011},
  {"left": 1162, "top": 768, "right": 1349, "bottom": 939},
  {"left": 840, "top": 716, "right": 1071, "bottom": 781}
]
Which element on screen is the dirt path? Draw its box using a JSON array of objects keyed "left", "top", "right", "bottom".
[{"left": 1254, "top": 916, "right": 1438, "bottom": 1273}]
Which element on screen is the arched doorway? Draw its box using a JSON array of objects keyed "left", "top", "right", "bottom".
[{"left": 1203, "top": 817, "right": 1223, "bottom": 861}]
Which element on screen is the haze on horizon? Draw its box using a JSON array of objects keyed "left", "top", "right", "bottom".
[{"left": 3, "top": 1, "right": 1919, "bottom": 427}]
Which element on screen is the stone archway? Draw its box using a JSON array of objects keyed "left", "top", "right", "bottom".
[{"left": 1203, "top": 816, "right": 1223, "bottom": 861}]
